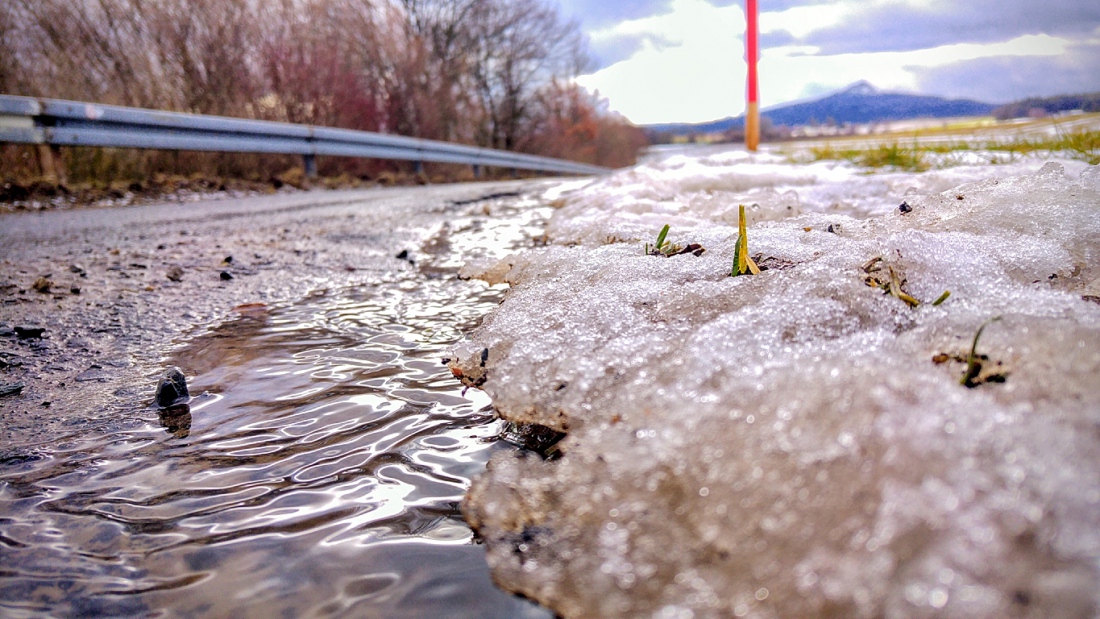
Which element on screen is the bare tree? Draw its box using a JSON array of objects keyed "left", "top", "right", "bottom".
[
  {"left": 400, "top": 0, "right": 588, "bottom": 150},
  {"left": 465, "top": 0, "right": 588, "bottom": 150},
  {"left": 147, "top": 0, "right": 261, "bottom": 114},
  {"left": 398, "top": 0, "right": 480, "bottom": 140},
  {"left": 0, "top": 3, "right": 24, "bottom": 95},
  {"left": 7, "top": 0, "right": 141, "bottom": 103}
]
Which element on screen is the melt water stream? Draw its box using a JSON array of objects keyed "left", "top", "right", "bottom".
[{"left": 0, "top": 193, "right": 557, "bottom": 618}]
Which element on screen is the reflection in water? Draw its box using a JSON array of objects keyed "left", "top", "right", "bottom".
[
  {"left": 158, "top": 403, "right": 192, "bottom": 438},
  {"left": 0, "top": 196, "right": 554, "bottom": 618}
]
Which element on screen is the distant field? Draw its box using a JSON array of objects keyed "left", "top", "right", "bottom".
[{"left": 778, "top": 113, "right": 1100, "bottom": 169}]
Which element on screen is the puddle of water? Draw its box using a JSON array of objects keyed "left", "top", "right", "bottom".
[{"left": 0, "top": 195, "right": 555, "bottom": 618}]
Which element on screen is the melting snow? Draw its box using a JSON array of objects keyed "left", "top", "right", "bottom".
[{"left": 451, "top": 149, "right": 1100, "bottom": 618}]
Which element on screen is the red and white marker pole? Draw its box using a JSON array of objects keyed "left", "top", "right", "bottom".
[{"left": 745, "top": 0, "right": 760, "bottom": 151}]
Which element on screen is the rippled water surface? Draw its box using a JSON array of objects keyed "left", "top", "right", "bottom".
[{"left": 0, "top": 195, "right": 555, "bottom": 618}]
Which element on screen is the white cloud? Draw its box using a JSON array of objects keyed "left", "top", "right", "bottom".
[
  {"left": 759, "top": 3, "right": 849, "bottom": 40},
  {"left": 576, "top": 0, "right": 744, "bottom": 125},
  {"left": 761, "top": 34, "right": 1073, "bottom": 104}
]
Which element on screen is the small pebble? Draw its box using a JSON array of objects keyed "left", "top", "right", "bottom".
[
  {"left": 0, "top": 382, "right": 24, "bottom": 397},
  {"left": 14, "top": 325, "right": 45, "bottom": 339}
]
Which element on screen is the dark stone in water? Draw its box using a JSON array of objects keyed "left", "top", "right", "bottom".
[
  {"left": 155, "top": 367, "right": 190, "bottom": 408},
  {"left": 899, "top": 201, "right": 912, "bottom": 213},
  {"left": 220, "top": 271, "right": 233, "bottom": 281}
]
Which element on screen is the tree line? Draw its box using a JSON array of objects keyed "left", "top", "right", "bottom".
[
  {"left": 991, "top": 93, "right": 1100, "bottom": 120},
  {"left": 0, "top": 0, "right": 646, "bottom": 184}
]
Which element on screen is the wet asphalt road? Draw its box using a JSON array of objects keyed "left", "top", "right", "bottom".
[{"left": 0, "top": 181, "right": 549, "bottom": 460}]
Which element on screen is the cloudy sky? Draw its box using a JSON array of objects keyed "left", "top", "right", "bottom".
[{"left": 554, "top": 0, "right": 1100, "bottom": 125}]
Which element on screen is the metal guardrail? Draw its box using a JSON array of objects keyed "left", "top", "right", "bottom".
[{"left": 0, "top": 94, "right": 609, "bottom": 177}]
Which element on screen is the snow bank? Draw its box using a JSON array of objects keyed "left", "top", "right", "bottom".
[{"left": 451, "top": 150, "right": 1100, "bottom": 619}]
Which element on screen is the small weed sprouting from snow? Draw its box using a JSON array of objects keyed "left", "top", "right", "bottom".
[
  {"left": 930, "top": 317, "right": 1008, "bottom": 388},
  {"left": 861, "top": 256, "right": 949, "bottom": 309},
  {"left": 645, "top": 224, "right": 676, "bottom": 256},
  {"left": 645, "top": 224, "right": 705, "bottom": 257},
  {"left": 730, "top": 205, "right": 760, "bottom": 276},
  {"left": 960, "top": 316, "right": 1005, "bottom": 387},
  {"left": 862, "top": 256, "right": 919, "bottom": 307}
]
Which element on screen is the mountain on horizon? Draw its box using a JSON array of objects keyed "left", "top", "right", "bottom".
[{"left": 646, "top": 81, "right": 996, "bottom": 135}]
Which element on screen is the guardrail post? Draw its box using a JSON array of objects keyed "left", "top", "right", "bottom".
[
  {"left": 303, "top": 154, "right": 317, "bottom": 178},
  {"left": 413, "top": 160, "right": 423, "bottom": 175},
  {"left": 36, "top": 144, "right": 67, "bottom": 185},
  {"left": 472, "top": 164, "right": 481, "bottom": 179}
]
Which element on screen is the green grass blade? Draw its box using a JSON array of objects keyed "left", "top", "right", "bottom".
[
  {"left": 655, "top": 224, "right": 670, "bottom": 251},
  {"left": 961, "top": 316, "right": 1002, "bottom": 386},
  {"left": 731, "top": 204, "right": 759, "bottom": 276}
]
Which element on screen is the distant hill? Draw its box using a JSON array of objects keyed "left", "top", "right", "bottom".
[
  {"left": 991, "top": 93, "right": 1100, "bottom": 120},
  {"left": 646, "top": 81, "right": 996, "bottom": 136}
]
